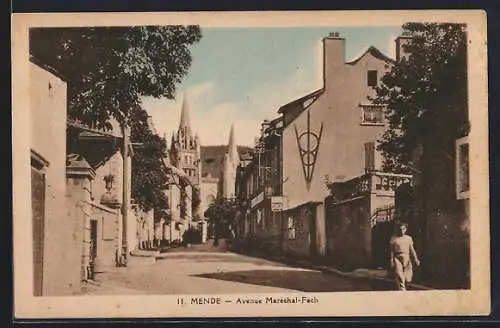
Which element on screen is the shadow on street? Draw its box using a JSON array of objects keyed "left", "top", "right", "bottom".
[{"left": 192, "top": 269, "right": 396, "bottom": 292}]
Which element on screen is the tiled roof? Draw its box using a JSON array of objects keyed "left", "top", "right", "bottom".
[
  {"left": 278, "top": 88, "right": 323, "bottom": 114},
  {"left": 200, "top": 145, "right": 253, "bottom": 179}
]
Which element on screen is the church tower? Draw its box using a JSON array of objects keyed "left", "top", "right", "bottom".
[
  {"left": 222, "top": 124, "right": 240, "bottom": 199},
  {"left": 169, "top": 95, "right": 201, "bottom": 186}
]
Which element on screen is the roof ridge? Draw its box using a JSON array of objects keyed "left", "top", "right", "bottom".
[{"left": 346, "top": 45, "right": 395, "bottom": 65}]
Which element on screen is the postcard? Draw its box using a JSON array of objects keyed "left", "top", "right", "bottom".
[{"left": 11, "top": 10, "right": 490, "bottom": 318}]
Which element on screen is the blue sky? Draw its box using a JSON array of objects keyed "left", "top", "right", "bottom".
[{"left": 143, "top": 26, "right": 402, "bottom": 147}]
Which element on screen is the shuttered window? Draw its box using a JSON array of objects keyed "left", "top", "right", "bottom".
[{"left": 367, "top": 70, "right": 378, "bottom": 87}]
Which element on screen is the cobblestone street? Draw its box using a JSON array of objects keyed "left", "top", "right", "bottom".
[{"left": 82, "top": 251, "right": 398, "bottom": 295}]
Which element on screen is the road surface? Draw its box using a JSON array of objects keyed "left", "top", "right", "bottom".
[{"left": 82, "top": 251, "right": 397, "bottom": 295}]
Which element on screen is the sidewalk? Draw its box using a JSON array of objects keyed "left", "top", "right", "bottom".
[
  {"left": 82, "top": 278, "right": 144, "bottom": 295},
  {"left": 130, "top": 239, "right": 237, "bottom": 261},
  {"left": 310, "top": 265, "right": 432, "bottom": 291}
]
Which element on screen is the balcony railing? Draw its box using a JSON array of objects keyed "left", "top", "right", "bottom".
[
  {"left": 370, "top": 171, "right": 413, "bottom": 194},
  {"left": 326, "top": 171, "right": 413, "bottom": 202}
]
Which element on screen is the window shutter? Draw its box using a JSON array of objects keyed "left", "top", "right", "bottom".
[
  {"left": 365, "top": 142, "right": 375, "bottom": 171},
  {"left": 367, "top": 70, "right": 378, "bottom": 87}
]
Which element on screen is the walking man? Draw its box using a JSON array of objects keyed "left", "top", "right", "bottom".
[{"left": 390, "top": 221, "right": 420, "bottom": 290}]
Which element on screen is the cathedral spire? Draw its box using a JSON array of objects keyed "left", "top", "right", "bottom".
[
  {"left": 227, "top": 124, "right": 238, "bottom": 160},
  {"left": 179, "top": 93, "right": 192, "bottom": 133}
]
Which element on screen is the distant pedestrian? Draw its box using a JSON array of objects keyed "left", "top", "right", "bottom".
[{"left": 390, "top": 221, "right": 420, "bottom": 291}]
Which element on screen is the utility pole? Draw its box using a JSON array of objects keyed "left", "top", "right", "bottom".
[{"left": 120, "top": 120, "right": 131, "bottom": 266}]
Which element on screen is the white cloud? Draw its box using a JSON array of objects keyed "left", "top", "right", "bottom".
[{"left": 142, "top": 46, "right": 322, "bottom": 148}]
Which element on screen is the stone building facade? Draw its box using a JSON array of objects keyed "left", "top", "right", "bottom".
[
  {"left": 280, "top": 33, "right": 394, "bottom": 210},
  {"left": 234, "top": 33, "right": 415, "bottom": 268},
  {"left": 30, "top": 59, "right": 72, "bottom": 296},
  {"left": 235, "top": 117, "right": 284, "bottom": 250},
  {"left": 222, "top": 125, "right": 240, "bottom": 200},
  {"left": 163, "top": 94, "right": 250, "bottom": 242}
]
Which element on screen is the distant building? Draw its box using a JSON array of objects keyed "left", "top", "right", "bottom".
[
  {"left": 165, "top": 95, "right": 251, "bottom": 242},
  {"left": 222, "top": 125, "right": 240, "bottom": 200},
  {"left": 235, "top": 33, "right": 413, "bottom": 268},
  {"left": 235, "top": 117, "right": 284, "bottom": 248},
  {"left": 280, "top": 32, "right": 395, "bottom": 209},
  {"left": 276, "top": 32, "right": 403, "bottom": 264}
]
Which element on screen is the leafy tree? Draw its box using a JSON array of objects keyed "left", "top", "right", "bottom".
[
  {"left": 372, "top": 23, "right": 468, "bottom": 172},
  {"left": 130, "top": 109, "right": 169, "bottom": 219},
  {"left": 191, "top": 188, "right": 202, "bottom": 220},
  {"left": 29, "top": 26, "right": 202, "bottom": 128},
  {"left": 30, "top": 26, "right": 202, "bottom": 216},
  {"left": 204, "top": 199, "right": 237, "bottom": 244}
]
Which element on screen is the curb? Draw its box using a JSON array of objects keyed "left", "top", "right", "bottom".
[
  {"left": 155, "top": 251, "right": 239, "bottom": 259},
  {"left": 311, "top": 265, "right": 432, "bottom": 290},
  {"left": 130, "top": 250, "right": 160, "bottom": 258},
  {"left": 236, "top": 251, "right": 433, "bottom": 291}
]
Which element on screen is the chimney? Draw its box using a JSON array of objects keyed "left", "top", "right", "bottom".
[
  {"left": 323, "top": 32, "right": 345, "bottom": 86},
  {"left": 395, "top": 36, "right": 412, "bottom": 62}
]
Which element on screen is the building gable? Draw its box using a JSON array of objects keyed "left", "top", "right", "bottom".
[{"left": 346, "top": 46, "right": 395, "bottom": 66}]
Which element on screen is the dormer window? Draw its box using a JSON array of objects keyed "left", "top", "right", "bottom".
[{"left": 367, "top": 70, "right": 378, "bottom": 87}]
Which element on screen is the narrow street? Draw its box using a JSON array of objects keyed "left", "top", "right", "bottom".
[{"left": 82, "top": 251, "right": 397, "bottom": 295}]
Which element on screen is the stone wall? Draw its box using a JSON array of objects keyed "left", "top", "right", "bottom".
[
  {"left": 247, "top": 198, "right": 283, "bottom": 254},
  {"left": 30, "top": 62, "right": 72, "bottom": 295},
  {"left": 94, "top": 151, "right": 124, "bottom": 206},
  {"left": 325, "top": 196, "right": 372, "bottom": 270},
  {"left": 89, "top": 201, "right": 120, "bottom": 271},
  {"left": 135, "top": 207, "right": 155, "bottom": 249},
  {"left": 64, "top": 157, "right": 96, "bottom": 295},
  {"left": 281, "top": 203, "right": 321, "bottom": 259},
  {"left": 422, "top": 203, "right": 470, "bottom": 289}
]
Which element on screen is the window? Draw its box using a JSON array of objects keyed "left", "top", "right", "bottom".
[
  {"left": 361, "top": 105, "right": 384, "bottom": 125},
  {"left": 367, "top": 70, "right": 378, "bottom": 86},
  {"left": 456, "top": 136, "right": 469, "bottom": 200},
  {"left": 287, "top": 216, "right": 296, "bottom": 240}
]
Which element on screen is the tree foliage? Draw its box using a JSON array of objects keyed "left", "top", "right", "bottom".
[
  {"left": 29, "top": 26, "right": 202, "bottom": 128},
  {"left": 30, "top": 26, "right": 202, "bottom": 216},
  {"left": 373, "top": 23, "right": 468, "bottom": 172},
  {"left": 191, "top": 188, "right": 202, "bottom": 219},
  {"left": 204, "top": 199, "right": 237, "bottom": 238},
  {"left": 130, "top": 109, "right": 169, "bottom": 218}
]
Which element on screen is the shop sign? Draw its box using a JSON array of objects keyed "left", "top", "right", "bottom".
[
  {"left": 271, "top": 196, "right": 286, "bottom": 211},
  {"left": 251, "top": 192, "right": 264, "bottom": 208}
]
